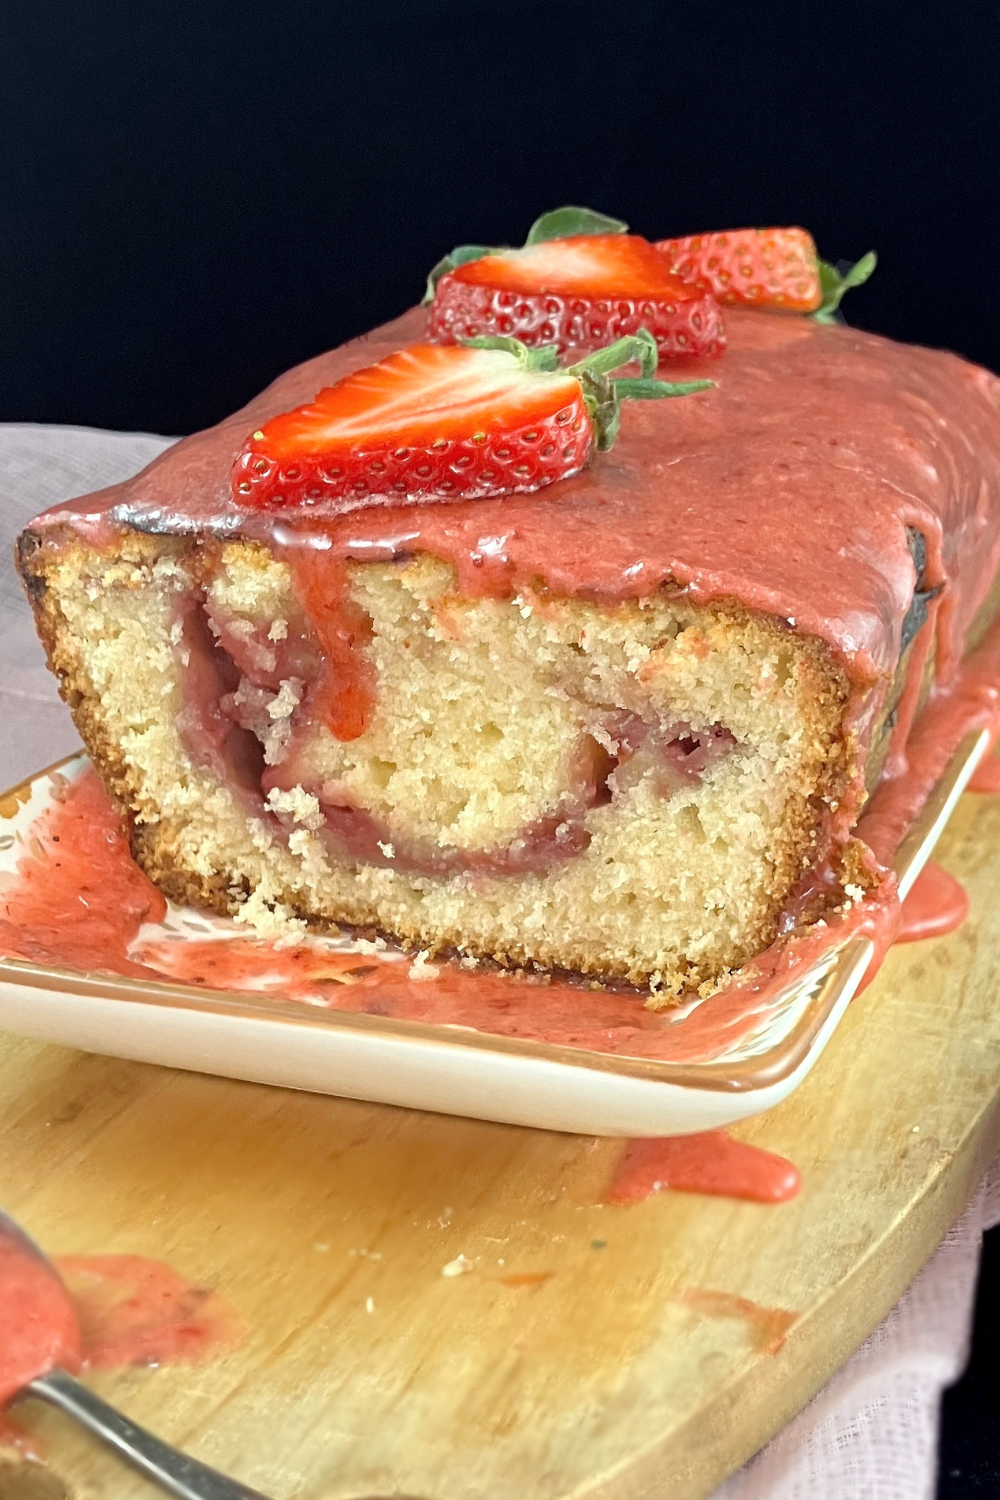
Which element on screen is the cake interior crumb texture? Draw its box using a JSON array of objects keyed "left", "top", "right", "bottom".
[{"left": 21, "top": 528, "right": 859, "bottom": 994}]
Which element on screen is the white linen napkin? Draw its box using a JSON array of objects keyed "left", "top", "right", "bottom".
[{"left": 0, "top": 421, "right": 990, "bottom": 1499}]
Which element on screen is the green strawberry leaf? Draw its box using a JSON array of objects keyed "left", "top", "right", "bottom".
[
  {"left": 813, "top": 251, "right": 878, "bottom": 323},
  {"left": 523, "top": 206, "right": 629, "bottom": 245}
]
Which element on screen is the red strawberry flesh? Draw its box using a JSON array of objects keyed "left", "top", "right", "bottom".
[
  {"left": 655, "top": 228, "right": 822, "bottom": 312},
  {"left": 450, "top": 235, "right": 697, "bottom": 298},
  {"left": 428, "top": 235, "right": 725, "bottom": 359},
  {"left": 232, "top": 344, "right": 592, "bottom": 513}
]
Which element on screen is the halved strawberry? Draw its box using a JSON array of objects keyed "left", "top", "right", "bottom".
[
  {"left": 655, "top": 227, "right": 876, "bottom": 319},
  {"left": 655, "top": 227, "right": 822, "bottom": 312},
  {"left": 232, "top": 332, "right": 712, "bottom": 514},
  {"left": 425, "top": 207, "right": 725, "bottom": 359}
]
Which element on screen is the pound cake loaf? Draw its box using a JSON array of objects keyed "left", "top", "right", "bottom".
[{"left": 16, "top": 216, "right": 1000, "bottom": 995}]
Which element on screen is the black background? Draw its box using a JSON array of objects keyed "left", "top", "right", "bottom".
[
  {"left": 3, "top": 0, "right": 1000, "bottom": 435},
  {"left": 4, "top": 0, "right": 1000, "bottom": 1489}
]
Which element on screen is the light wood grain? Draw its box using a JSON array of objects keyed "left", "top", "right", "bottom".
[{"left": 2, "top": 787, "right": 1000, "bottom": 1500}]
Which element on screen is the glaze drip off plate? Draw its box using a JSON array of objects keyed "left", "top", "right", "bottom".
[{"left": 0, "top": 736, "right": 987, "bottom": 1136}]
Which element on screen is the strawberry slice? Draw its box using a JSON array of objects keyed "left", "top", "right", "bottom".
[
  {"left": 425, "top": 206, "right": 725, "bottom": 360},
  {"left": 232, "top": 333, "right": 712, "bottom": 514},
  {"left": 655, "top": 227, "right": 877, "bottom": 319}
]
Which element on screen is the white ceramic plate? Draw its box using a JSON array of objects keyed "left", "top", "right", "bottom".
[{"left": 0, "top": 733, "right": 988, "bottom": 1136}]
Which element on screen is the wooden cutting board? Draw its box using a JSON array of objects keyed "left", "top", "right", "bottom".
[{"left": 2, "top": 785, "right": 1000, "bottom": 1500}]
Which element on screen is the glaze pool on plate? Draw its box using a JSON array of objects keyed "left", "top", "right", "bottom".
[{"left": 0, "top": 732, "right": 987, "bottom": 1136}]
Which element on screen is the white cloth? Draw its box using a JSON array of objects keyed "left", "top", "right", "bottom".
[
  {"left": 719, "top": 1172, "right": 1000, "bottom": 1499},
  {"left": 0, "top": 422, "right": 992, "bottom": 1498},
  {"left": 0, "top": 423, "right": 172, "bottom": 786}
]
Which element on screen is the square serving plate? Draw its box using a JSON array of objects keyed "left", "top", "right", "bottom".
[{"left": 0, "top": 731, "right": 989, "bottom": 1137}]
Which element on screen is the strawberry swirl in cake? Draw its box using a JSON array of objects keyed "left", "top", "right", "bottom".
[{"left": 16, "top": 208, "right": 1000, "bottom": 998}]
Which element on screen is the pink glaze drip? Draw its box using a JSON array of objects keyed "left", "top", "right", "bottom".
[
  {"left": 55, "top": 1255, "right": 247, "bottom": 1370},
  {"left": 673, "top": 1289, "right": 797, "bottom": 1354},
  {"left": 855, "top": 614, "right": 1000, "bottom": 868},
  {"left": 0, "top": 767, "right": 166, "bottom": 977},
  {"left": 0, "top": 766, "right": 894, "bottom": 1064},
  {"left": 605, "top": 1131, "right": 801, "bottom": 1204},
  {"left": 0, "top": 1239, "right": 246, "bottom": 1420},
  {"left": 896, "top": 861, "right": 969, "bottom": 943},
  {"left": 281, "top": 547, "right": 376, "bottom": 742},
  {"left": 883, "top": 604, "right": 942, "bottom": 780}
]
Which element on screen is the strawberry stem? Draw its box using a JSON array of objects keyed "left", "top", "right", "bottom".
[
  {"left": 568, "top": 329, "right": 659, "bottom": 381},
  {"left": 569, "top": 332, "right": 713, "bottom": 451},
  {"left": 813, "top": 251, "right": 877, "bottom": 323},
  {"left": 460, "top": 331, "right": 712, "bottom": 453},
  {"left": 463, "top": 335, "right": 561, "bottom": 372},
  {"left": 614, "top": 377, "right": 714, "bottom": 399}
]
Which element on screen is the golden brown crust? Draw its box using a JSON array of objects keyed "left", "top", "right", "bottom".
[
  {"left": 17, "top": 527, "right": 151, "bottom": 806},
  {"left": 15, "top": 526, "right": 215, "bottom": 907}
]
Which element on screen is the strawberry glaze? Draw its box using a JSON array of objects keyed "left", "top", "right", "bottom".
[
  {"left": 897, "top": 861, "right": 969, "bottom": 943},
  {"left": 283, "top": 548, "right": 375, "bottom": 741},
  {"left": 605, "top": 1131, "right": 801, "bottom": 1204},
  {"left": 55, "top": 1255, "right": 247, "bottom": 1370},
  {"left": 0, "top": 1226, "right": 81, "bottom": 1408},
  {"left": 0, "top": 768, "right": 166, "bottom": 978},
  {"left": 0, "top": 1236, "right": 245, "bottom": 1423},
  {"left": 673, "top": 1290, "right": 797, "bottom": 1354},
  {"left": 853, "top": 617, "right": 1000, "bottom": 869},
  {"left": 0, "top": 764, "right": 886, "bottom": 1064}
]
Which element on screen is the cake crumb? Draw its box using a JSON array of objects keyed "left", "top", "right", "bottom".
[
  {"left": 233, "top": 885, "right": 307, "bottom": 945},
  {"left": 408, "top": 949, "right": 440, "bottom": 981},
  {"left": 268, "top": 618, "right": 288, "bottom": 641},
  {"left": 266, "top": 784, "right": 324, "bottom": 831},
  {"left": 267, "top": 677, "right": 302, "bottom": 720},
  {"left": 442, "top": 1255, "right": 474, "bottom": 1278},
  {"left": 353, "top": 936, "right": 389, "bottom": 955}
]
